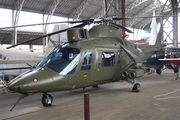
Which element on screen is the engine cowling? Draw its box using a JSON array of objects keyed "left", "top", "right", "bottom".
[{"left": 123, "top": 69, "right": 145, "bottom": 79}]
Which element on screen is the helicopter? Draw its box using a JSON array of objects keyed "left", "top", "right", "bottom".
[{"left": 3, "top": 17, "right": 163, "bottom": 111}]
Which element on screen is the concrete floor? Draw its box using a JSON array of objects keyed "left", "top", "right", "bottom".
[{"left": 1, "top": 69, "right": 180, "bottom": 120}]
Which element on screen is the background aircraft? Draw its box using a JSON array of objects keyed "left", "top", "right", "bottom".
[
  {"left": 158, "top": 48, "right": 180, "bottom": 80},
  {"left": 141, "top": 12, "right": 180, "bottom": 78},
  {"left": 144, "top": 45, "right": 180, "bottom": 79},
  {"left": 0, "top": 45, "right": 42, "bottom": 80}
]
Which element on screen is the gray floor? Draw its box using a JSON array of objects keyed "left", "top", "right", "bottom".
[{"left": 1, "top": 69, "right": 180, "bottom": 120}]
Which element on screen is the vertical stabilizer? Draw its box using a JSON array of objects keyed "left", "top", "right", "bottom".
[
  {"left": 139, "top": 23, "right": 163, "bottom": 60},
  {"left": 149, "top": 11, "right": 158, "bottom": 45},
  {"left": 45, "top": 24, "right": 68, "bottom": 54},
  {"left": 154, "top": 23, "right": 163, "bottom": 50}
]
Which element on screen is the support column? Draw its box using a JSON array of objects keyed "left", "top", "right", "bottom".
[
  {"left": 84, "top": 93, "right": 90, "bottom": 120},
  {"left": 102, "top": 0, "right": 119, "bottom": 18},
  {"left": 120, "top": 0, "right": 125, "bottom": 38},
  {"left": 171, "top": 0, "right": 178, "bottom": 47},
  {"left": 12, "top": 0, "right": 25, "bottom": 45},
  {"left": 43, "top": 0, "right": 60, "bottom": 53}
]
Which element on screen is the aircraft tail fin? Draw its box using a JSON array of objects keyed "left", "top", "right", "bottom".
[
  {"left": 45, "top": 24, "right": 68, "bottom": 54},
  {"left": 138, "top": 23, "right": 163, "bottom": 60},
  {"left": 149, "top": 11, "right": 158, "bottom": 45},
  {"left": 154, "top": 23, "right": 163, "bottom": 50}
]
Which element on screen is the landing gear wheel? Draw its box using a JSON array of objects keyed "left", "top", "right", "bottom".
[
  {"left": 92, "top": 85, "right": 98, "bottom": 88},
  {"left": 132, "top": 83, "right": 141, "bottom": 92},
  {"left": 174, "top": 67, "right": 179, "bottom": 74},
  {"left": 156, "top": 69, "right": 161, "bottom": 75},
  {"left": 41, "top": 94, "right": 53, "bottom": 107}
]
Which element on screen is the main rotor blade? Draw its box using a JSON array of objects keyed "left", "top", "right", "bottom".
[
  {"left": 1, "top": 15, "right": 179, "bottom": 30},
  {"left": 112, "top": 17, "right": 128, "bottom": 20},
  {"left": 0, "top": 21, "right": 65, "bottom": 30},
  {"left": 7, "top": 23, "right": 86, "bottom": 49},
  {"left": 113, "top": 15, "right": 180, "bottom": 19},
  {"left": 0, "top": 19, "right": 93, "bottom": 30},
  {"left": 110, "top": 22, "right": 133, "bottom": 33}
]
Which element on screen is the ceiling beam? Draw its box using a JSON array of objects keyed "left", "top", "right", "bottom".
[
  {"left": 12, "top": 0, "right": 25, "bottom": 45},
  {"left": 126, "top": 2, "right": 158, "bottom": 28},
  {"left": 126, "top": 0, "right": 149, "bottom": 14},
  {"left": 43, "top": 0, "right": 61, "bottom": 15},
  {"left": 69, "top": 0, "right": 92, "bottom": 19}
]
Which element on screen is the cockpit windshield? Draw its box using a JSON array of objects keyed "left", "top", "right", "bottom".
[{"left": 37, "top": 47, "right": 80, "bottom": 75}]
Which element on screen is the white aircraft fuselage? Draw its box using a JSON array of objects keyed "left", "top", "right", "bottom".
[{"left": 0, "top": 45, "right": 43, "bottom": 78}]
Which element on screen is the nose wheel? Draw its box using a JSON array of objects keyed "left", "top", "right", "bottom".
[{"left": 41, "top": 93, "right": 53, "bottom": 107}]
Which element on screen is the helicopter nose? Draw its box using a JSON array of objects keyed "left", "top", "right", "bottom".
[
  {"left": 7, "top": 86, "right": 21, "bottom": 93},
  {"left": 7, "top": 81, "right": 23, "bottom": 93},
  {"left": 7, "top": 68, "right": 54, "bottom": 93},
  {"left": 7, "top": 70, "right": 32, "bottom": 93},
  {"left": 7, "top": 86, "right": 14, "bottom": 93}
]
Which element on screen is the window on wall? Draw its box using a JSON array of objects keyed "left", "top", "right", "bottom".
[
  {"left": 102, "top": 52, "right": 115, "bottom": 67},
  {"left": 81, "top": 52, "right": 92, "bottom": 70}
]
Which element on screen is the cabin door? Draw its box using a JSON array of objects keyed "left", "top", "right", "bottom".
[
  {"left": 94, "top": 48, "right": 117, "bottom": 81},
  {"left": 76, "top": 51, "right": 93, "bottom": 84}
]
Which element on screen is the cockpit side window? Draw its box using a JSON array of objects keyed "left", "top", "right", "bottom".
[
  {"left": 0, "top": 54, "right": 6, "bottom": 60},
  {"left": 81, "top": 52, "right": 92, "bottom": 70},
  {"left": 102, "top": 52, "right": 115, "bottom": 67}
]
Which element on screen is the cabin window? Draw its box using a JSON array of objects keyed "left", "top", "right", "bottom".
[
  {"left": 81, "top": 52, "right": 92, "bottom": 70},
  {"left": 102, "top": 52, "right": 115, "bottom": 67},
  {"left": 0, "top": 54, "right": 6, "bottom": 60}
]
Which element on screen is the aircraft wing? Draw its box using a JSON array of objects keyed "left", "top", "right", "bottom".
[
  {"left": 159, "top": 58, "right": 180, "bottom": 66},
  {"left": 0, "top": 58, "right": 42, "bottom": 64},
  {"left": 0, "top": 67, "right": 31, "bottom": 70}
]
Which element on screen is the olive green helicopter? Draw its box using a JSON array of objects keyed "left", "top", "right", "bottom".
[{"left": 4, "top": 17, "right": 163, "bottom": 111}]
